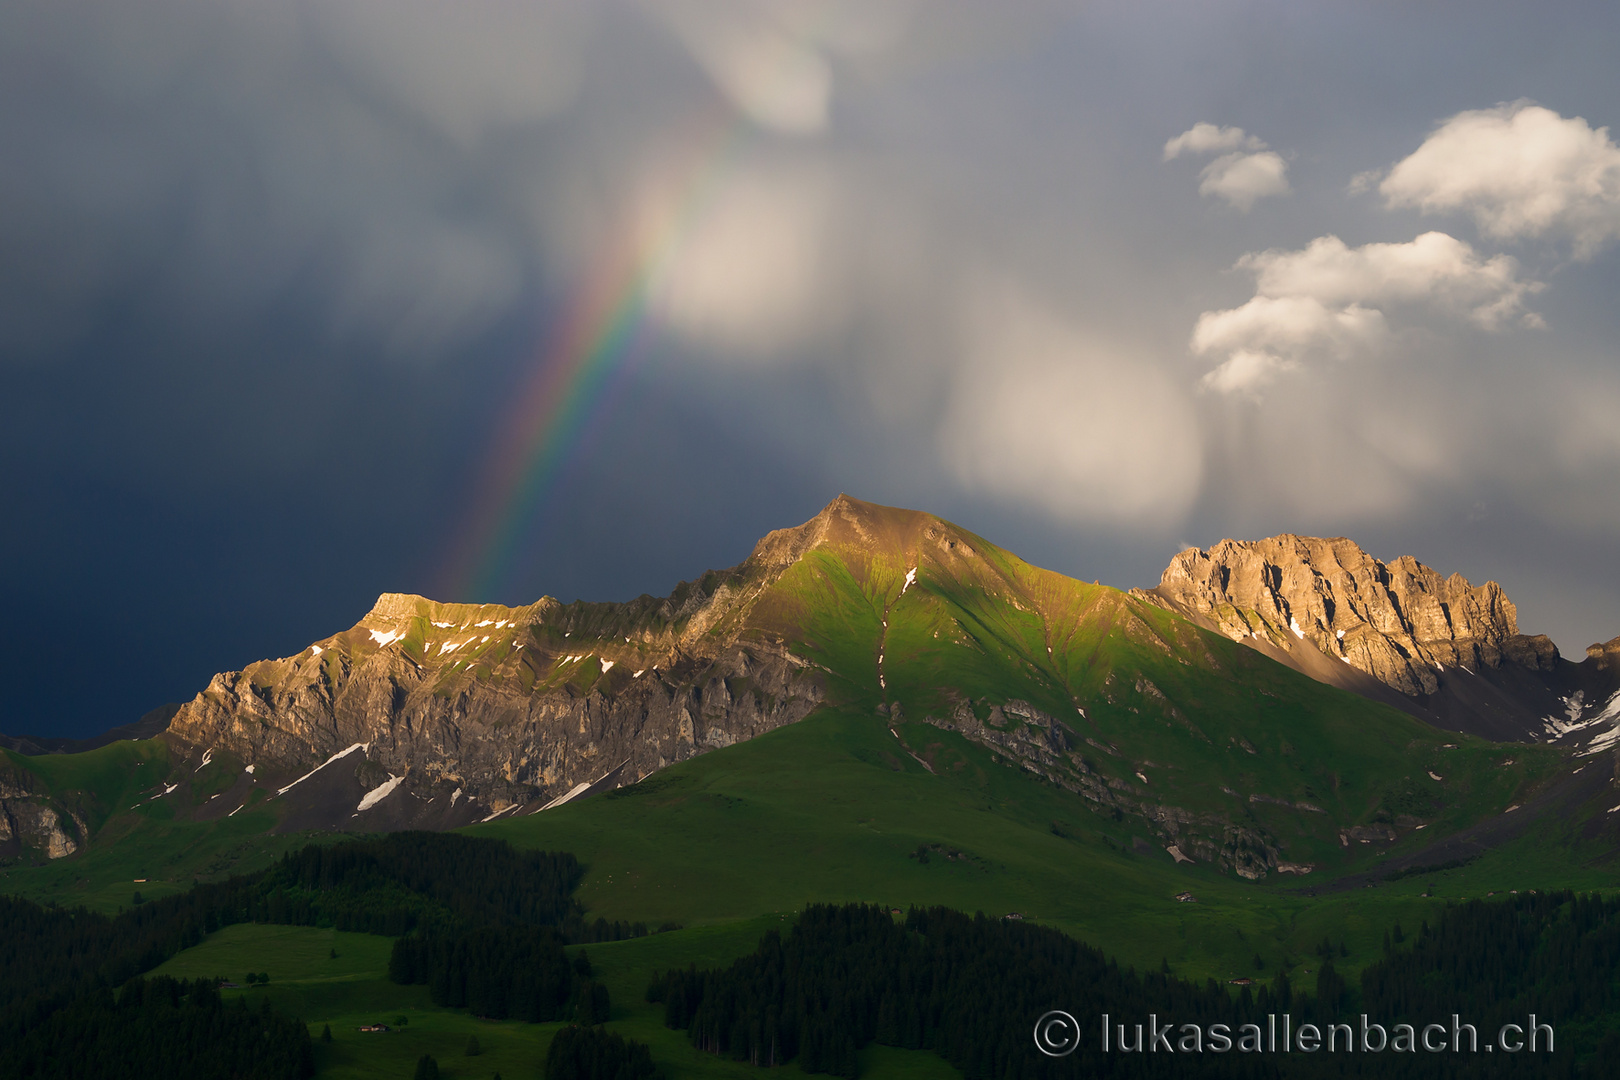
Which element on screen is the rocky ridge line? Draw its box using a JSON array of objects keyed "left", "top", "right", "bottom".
[
  {"left": 160, "top": 504, "right": 864, "bottom": 816},
  {"left": 1141, "top": 535, "right": 1559, "bottom": 697}
]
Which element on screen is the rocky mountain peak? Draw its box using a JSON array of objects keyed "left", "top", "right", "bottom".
[
  {"left": 1147, "top": 534, "right": 1558, "bottom": 698},
  {"left": 747, "top": 495, "right": 959, "bottom": 568}
]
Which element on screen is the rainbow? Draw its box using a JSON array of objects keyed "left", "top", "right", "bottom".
[{"left": 440, "top": 110, "right": 749, "bottom": 603}]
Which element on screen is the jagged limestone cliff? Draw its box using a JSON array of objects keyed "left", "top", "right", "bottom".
[
  {"left": 166, "top": 537, "right": 842, "bottom": 810},
  {"left": 1144, "top": 535, "right": 1559, "bottom": 696}
]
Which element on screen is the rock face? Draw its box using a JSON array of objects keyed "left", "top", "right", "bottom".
[
  {"left": 1138, "top": 535, "right": 1620, "bottom": 746},
  {"left": 163, "top": 501, "right": 937, "bottom": 811},
  {"left": 1147, "top": 535, "right": 1557, "bottom": 697},
  {"left": 918, "top": 698, "right": 1285, "bottom": 880},
  {"left": 0, "top": 761, "right": 83, "bottom": 859}
]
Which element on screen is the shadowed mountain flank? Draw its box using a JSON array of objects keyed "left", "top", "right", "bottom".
[{"left": 0, "top": 705, "right": 178, "bottom": 757}]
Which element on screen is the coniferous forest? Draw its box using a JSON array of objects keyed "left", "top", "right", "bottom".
[
  {"left": 6, "top": 829, "right": 1620, "bottom": 1079},
  {"left": 387, "top": 925, "right": 612, "bottom": 1022},
  {"left": 0, "top": 834, "right": 583, "bottom": 1037},
  {"left": 545, "top": 1024, "right": 662, "bottom": 1080},
  {"left": 650, "top": 898, "right": 1620, "bottom": 1080},
  {"left": 3, "top": 976, "right": 314, "bottom": 1080},
  {"left": 0, "top": 833, "right": 633, "bottom": 1080}
]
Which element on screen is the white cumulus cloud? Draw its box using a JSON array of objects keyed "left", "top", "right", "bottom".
[
  {"left": 1164, "top": 123, "right": 1289, "bottom": 210},
  {"left": 1242, "top": 232, "right": 1542, "bottom": 328},
  {"left": 1194, "top": 296, "right": 1387, "bottom": 364},
  {"left": 1197, "top": 348, "right": 1297, "bottom": 395},
  {"left": 1163, "top": 122, "right": 1266, "bottom": 160},
  {"left": 1193, "top": 232, "right": 1542, "bottom": 394},
  {"left": 1198, "top": 151, "right": 1291, "bottom": 212},
  {"left": 1380, "top": 102, "right": 1620, "bottom": 258}
]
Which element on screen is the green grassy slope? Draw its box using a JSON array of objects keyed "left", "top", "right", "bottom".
[
  {"left": 1, "top": 736, "right": 318, "bottom": 912},
  {"left": 149, "top": 919, "right": 962, "bottom": 1080},
  {"left": 4, "top": 738, "right": 173, "bottom": 832},
  {"left": 734, "top": 503, "right": 1564, "bottom": 878},
  {"left": 473, "top": 708, "right": 1490, "bottom": 986}
]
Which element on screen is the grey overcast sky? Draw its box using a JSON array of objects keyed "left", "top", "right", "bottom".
[{"left": 5, "top": 1, "right": 1620, "bottom": 736}]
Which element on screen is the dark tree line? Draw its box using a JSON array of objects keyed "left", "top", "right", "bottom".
[
  {"left": 227, "top": 831, "right": 586, "bottom": 936},
  {"left": 648, "top": 903, "right": 1278, "bottom": 1079},
  {"left": 0, "top": 976, "right": 313, "bottom": 1080},
  {"left": 388, "top": 925, "right": 610, "bottom": 1023},
  {"left": 0, "top": 833, "right": 594, "bottom": 1077},
  {"left": 1362, "top": 890, "right": 1620, "bottom": 1076},
  {"left": 545, "top": 1024, "right": 662, "bottom": 1080},
  {"left": 651, "top": 900, "right": 1619, "bottom": 1079},
  {"left": 0, "top": 834, "right": 586, "bottom": 1032}
]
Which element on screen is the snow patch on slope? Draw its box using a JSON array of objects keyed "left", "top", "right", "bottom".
[
  {"left": 1578, "top": 689, "right": 1620, "bottom": 756},
  {"left": 276, "top": 743, "right": 368, "bottom": 796},
  {"left": 540, "top": 782, "right": 592, "bottom": 811},
  {"left": 1544, "top": 690, "right": 1620, "bottom": 754},
  {"left": 356, "top": 774, "right": 404, "bottom": 813}
]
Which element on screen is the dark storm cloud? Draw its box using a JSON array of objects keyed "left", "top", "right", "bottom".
[
  {"left": 0, "top": 1, "right": 582, "bottom": 367},
  {"left": 4, "top": 1, "right": 1620, "bottom": 736}
]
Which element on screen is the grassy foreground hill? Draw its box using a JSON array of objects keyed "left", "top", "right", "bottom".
[{"left": 92, "top": 710, "right": 1617, "bottom": 1078}]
